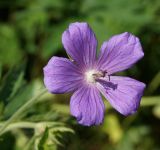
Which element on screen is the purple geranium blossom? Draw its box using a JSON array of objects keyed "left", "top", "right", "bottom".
[{"left": 43, "top": 22, "right": 146, "bottom": 126}]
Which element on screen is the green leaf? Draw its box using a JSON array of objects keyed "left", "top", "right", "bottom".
[
  {"left": 3, "top": 83, "right": 34, "bottom": 118},
  {"left": 83, "top": 0, "right": 155, "bottom": 48},
  {"left": 36, "top": 127, "right": 58, "bottom": 150},
  {"left": 0, "top": 24, "right": 23, "bottom": 66},
  {"left": 38, "top": 127, "right": 49, "bottom": 150},
  {"left": 2, "top": 79, "right": 45, "bottom": 119},
  {"left": 3, "top": 79, "right": 44, "bottom": 119},
  {"left": 0, "top": 63, "right": 2, "bottom": 81},
  {"left": 0, "top": 65, "right": 25, "bottom": 106},
  {"left": 31, "top": 0, "right": 64, "bottom": 9},
  {"left": 51, "top": 126, "right": 74, "bottom": 134},
  {"left": 34, "top": 123, "right": 74, "bottom": 150},
  {"left": 14, "top": 9, "right": 48, "bottom": 54},
  {"left": 40, "top": 20, "right": 73, "bottom": 59}
]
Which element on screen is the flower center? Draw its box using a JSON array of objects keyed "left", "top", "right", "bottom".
[{"left": 85, "top": 69, "right": 106, "bottom": 84}]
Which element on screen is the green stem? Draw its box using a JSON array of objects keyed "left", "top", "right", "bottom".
[
  {"left": 0, "top": 121, "right": 36, "bottom": 133},
  {"left": 52, "top": 96, "right": 160, "bottom": 115},
  {"left": 141, "top": 96, "right": 160, "bottom": 106},
  {"left": 0, "top": 88, "right": 47, "bottom": 136},
  {"left": 0, "top": 121, "right": 62, "bottom": 134}
]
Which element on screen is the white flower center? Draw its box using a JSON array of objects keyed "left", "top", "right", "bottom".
[
  {"left": 85, "top": 70, "right": 96, "bottom": 83},
  {"left": 85, "top": 69, "right": 106, "bottom": 84}
]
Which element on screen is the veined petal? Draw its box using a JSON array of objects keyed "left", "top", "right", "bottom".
[
  {"left": 43, "top": 57, "right": 83, "bottom": 94},
  {"left": 62, "top": 22, "right": 97, "bottom": 68},
  {"left": 97, "top": 76, "right": 146, "bottom": 116},
  {"left": 70, "top": 86, "right": 105, "bottom": 126},
  {"left": 97, "top": 32, "right": 144, "bottom": 74}
]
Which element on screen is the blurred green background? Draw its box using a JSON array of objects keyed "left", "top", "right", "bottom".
[{"left": 0, "top": 0, "right": 160, "bottom": 150}]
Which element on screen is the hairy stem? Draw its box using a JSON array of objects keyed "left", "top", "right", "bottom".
[{"left": 0, "top": 121, "right": 63, "bottom": 134}]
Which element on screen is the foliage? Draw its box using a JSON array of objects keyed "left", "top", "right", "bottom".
[{"left": 0, "top": 0, "right": 160, "bottom": 149}]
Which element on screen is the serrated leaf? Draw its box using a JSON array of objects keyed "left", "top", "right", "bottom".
[
  {"left": 51, "top": 127, "right": 74, "bottom": 134},
  {"left": 38, "top": 127, "right": 49, "bottom": 150},
  {"left": 50, "top": 135, "right": 62, "bottom": 146}
]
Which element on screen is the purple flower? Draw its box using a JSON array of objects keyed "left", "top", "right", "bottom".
[{"left": 43, "top": 22, "right": 146, "bottom": 126}]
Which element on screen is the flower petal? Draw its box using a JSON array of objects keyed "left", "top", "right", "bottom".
[
  {"left": 70, "top": 86, "right": 105, "bottom": 126},
  {"left": 62, "top": 22, "right": 97, "bottom": 68},
  {"left": 43, "top": 56, "right": 83, "bottom": 94},
  {"left": 97, "top": 32, "right": 144, "bottom": 74},
  {"left": 97, "top": 76, "right": 146, "bottom": 116}
]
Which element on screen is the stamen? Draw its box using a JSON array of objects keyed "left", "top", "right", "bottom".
[
  {"left": 108, "top": 75, "right": 110, "bottom": 81},
  {"left": 85, "top": 70, "right": 108, "bottom": 84}
]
